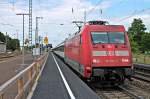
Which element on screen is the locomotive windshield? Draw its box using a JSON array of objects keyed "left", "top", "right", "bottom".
[{"left": 91, "top": 32, "right": 125, "bottom": 44}]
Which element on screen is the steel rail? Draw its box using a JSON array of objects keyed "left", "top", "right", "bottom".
[
  {"left": 118, "top": 86, "right": 143, "bottom": 99},
  {"left": 133, "top": 63, "right": 150, "bottom": 83},
  {"left": 134, "top": 63, "right": 150, "bottom": 71},
  {"left": 133, "top": 74, "right": 150, "bottom": 83}
]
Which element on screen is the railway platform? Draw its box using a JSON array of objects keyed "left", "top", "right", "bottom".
[{"left": 30, "top": 52, "right": 100, "bottom": 99}]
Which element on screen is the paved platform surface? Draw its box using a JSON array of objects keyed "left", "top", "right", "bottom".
[{"left": 31, "top": 52, "right": 100, "bottom": 99}]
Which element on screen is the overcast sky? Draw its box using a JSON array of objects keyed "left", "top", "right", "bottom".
[{"left": 0, "top": 0, "right": 150, "bottom": 46}]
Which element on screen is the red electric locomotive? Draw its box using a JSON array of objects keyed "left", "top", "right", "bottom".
[{"left": 64, "top": 21, "right": 133, "bottom": 84}]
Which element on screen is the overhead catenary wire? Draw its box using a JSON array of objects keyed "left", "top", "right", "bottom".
[
  {"left": 87, "top": 0, "right": 104, "bottom": 15},
  {"left": 71, "top": 7, "right": 84, "bottom": 31},
  {"left": 0, "top": 0, "right": 28, "bottom": 12},
  {"left": 71, "top": 0, "right": 109, "bottom": 31},
  {"left": 118, "top": 8, "right": 150, "bottom": 22},
  {"left": 1, "top": 1, "right": 150, "bottom": 32}
]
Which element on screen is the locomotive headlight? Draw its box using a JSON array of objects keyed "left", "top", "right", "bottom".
[
  {"left": 86, "top": 67, "right": 91, "bottom": 70},
  {"left": 122, "top": 58, "right": 129, "bottom": 62},
  {"left": 92, "top": 59, "right": 100, "bottom": 63},
  {"left": 93, "top": 59, "right": 97, "bottom": 63}
]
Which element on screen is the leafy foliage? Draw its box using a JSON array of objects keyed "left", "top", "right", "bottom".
[
  {"left": 129, "top": 34, "right": 139, "bottom": 52},
  {"left": 0, "top": 32, "right": 6, "bottom": 42},
  {"left": 128, "top": 18, "right": 146, "bottom": 45},
  {"left": 141, "top": 33, "right": 150, "bottom": 52},
  {"left": 7, "top": 39, "right": 20, "bottom": 51},
  {"left": 128, "top": 18, "right": 150, "bottom": 53},
  {"left": 0, "top": 32, "right": 20, "bottom": 51}
]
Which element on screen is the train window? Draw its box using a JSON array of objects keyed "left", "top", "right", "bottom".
[
  {"left": 108, "top": 32, "right": 125, "bottom": 43},
  {"left": 91, "top": 32, "right": 108, "bottom": 44},
  {"left": 91, "top": 32, "right": 125, "bottom": 44}
]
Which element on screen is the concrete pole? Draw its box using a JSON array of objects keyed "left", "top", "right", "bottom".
[
  {"left": 5, "top": 32, "right": 7, "bottom": 53},
  {"left": 22, "top": 15, "right": 25, "bottom": 65},
  {"left": 35, "top": 17, "right": 38, "bottom": 45}
]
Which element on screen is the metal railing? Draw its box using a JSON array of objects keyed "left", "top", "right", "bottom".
[{"left": 0, "top": 53, "right": 48, "bottom": 99}]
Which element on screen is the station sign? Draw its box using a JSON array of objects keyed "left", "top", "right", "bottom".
[{"left": 44, "top": 37, "right": 48, "bottom": 44}]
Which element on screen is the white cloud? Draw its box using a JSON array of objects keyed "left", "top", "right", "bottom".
[
  {"left": 1, "top": 0, "right": 150, "bottom": 47},
  {"left": 109, "top": 14, "right": 150, "bottom": 31}
]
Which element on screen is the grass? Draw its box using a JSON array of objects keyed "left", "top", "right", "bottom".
[{"left": 133, "top": 53, "right": 150, "bottom": 64}]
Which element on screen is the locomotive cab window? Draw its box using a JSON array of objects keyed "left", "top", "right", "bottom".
[
  {"left": 91, "top": 32, "right": 125, "bottom": 44},
  {"left": 108, "top": 32, "right": 125, "bottom": 43},
  {"left": 91, "top": 32, "right": 108, "bottom": 44}
]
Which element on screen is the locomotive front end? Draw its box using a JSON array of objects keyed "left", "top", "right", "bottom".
[{"left": 89, "top": 25, "right": 133, "bottom": 83}]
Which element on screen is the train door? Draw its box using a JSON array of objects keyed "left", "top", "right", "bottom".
[
  {"left": 79, "top": 35, "right": 82, "bottom": 61},
  {"left": 79, "top": 34, "right": 84, "bottom": 75}
]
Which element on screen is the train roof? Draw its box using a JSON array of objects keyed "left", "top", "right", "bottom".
[
  {"left": 84, "top": 24, "right": 125, "bottom": 32},
  {"left": 66, "top": 21, "right": 125, "bottom": 40}
]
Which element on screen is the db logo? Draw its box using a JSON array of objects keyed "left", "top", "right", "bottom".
[{"left": 107, "top": 51, "right": 114, "bottom": 56}]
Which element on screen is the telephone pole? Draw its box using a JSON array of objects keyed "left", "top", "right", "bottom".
[
  {"left": 16, "top": 13, "right": 29, "bottom": 65},
  {"left": 5, "top": 32, "right": 7, "bottom": 52}
]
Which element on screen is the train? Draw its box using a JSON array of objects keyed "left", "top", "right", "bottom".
[{"left": 54, "top": 21, "right": 133, "bottom": 85}]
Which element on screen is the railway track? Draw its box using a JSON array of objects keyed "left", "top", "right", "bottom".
[
  {"left": 0, "top": 53, "right": 17, "bottom": 61},
  {"left": 95, "top": 87, "right": 135, "bottom": 99},
  {"left": 133, "top": 64, "right": 150, "bottom": 83},
  {"left": 92, "top": 64, "right": 150, "bottom": 99},
  {"left": 93, "top": 64, "right": 150, "bottom": 99},
  {"left": 133, "top": 71, "right": 150, "bottom": 83},
  {"left": 93, "top": 83, "right": 150, "bottom": 99},
  {"left": 0, "top": 53, "right": 14, "bottom": 58}
]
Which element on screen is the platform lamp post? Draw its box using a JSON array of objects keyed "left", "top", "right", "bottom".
[{"left": 16, "top": 13, "right": 30, "bottom": 65}]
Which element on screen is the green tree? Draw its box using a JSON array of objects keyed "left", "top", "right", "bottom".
[
  {"left": 141, "top": 33, "right": 150, "bottom": 52},
  {"left": 129, "top": 34, "right": 139, "bottom": 52},
  {"left": 7, "top": 39, "right": 20, "bottom": 51},
  {"left": 128, "top": 18, "right": 146, "bottom": 45},
  {"left": 0, "top": 32, "right": 20, "bottom": 51},
  {"left": 128, "top": 18, "right": 146, "bottom": 52},
  {"left": 0, "top": 32, "right": 6, "bottom": 42}
]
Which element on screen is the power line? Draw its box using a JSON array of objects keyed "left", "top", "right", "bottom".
[
  {"left": 84, "top": 0, "right": 105, "bottom": 22},
  {"left": 87, "top": 0, "right": 104, "bottom": 15},
  {"left": 118, "top": 8, "right": 150, "bottom": 22}
]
